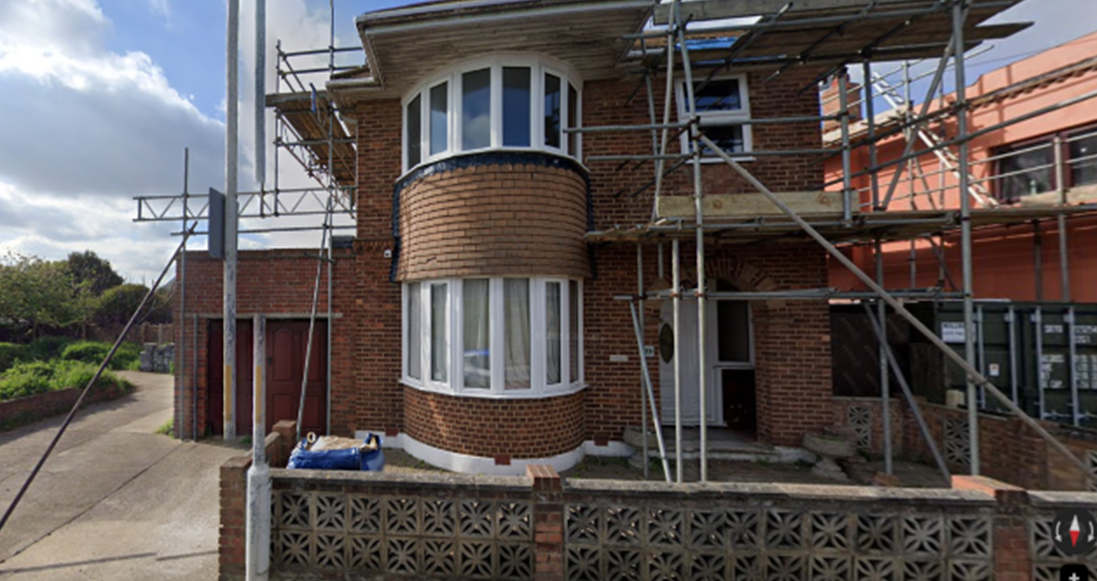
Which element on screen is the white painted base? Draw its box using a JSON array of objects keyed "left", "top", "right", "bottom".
[{"left": 355, "top": 431, "right": 634, "bottom": 477}]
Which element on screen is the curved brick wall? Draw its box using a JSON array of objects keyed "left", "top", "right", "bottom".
[
  {"left": 396, "top": 154, "right": 591, "bottom": 281},
  {"left": 404, "top": 387, "right": 585, "bottom": 459}
]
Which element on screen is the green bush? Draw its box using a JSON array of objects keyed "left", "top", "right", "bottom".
[
  {"left": 60, "top": 340, "right": 142, "bottom": 371},
  {"left": 0, "top": 343, "right": 27, "bottom": 373},
  {"left": 0, "top": 360, "right": 132, "bottom": 401},
  {"left": 25, "top": 336, "right": 76, "bottom": 362}
]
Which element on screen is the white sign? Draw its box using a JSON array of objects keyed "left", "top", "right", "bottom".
[
  {"left": 941, "top": 322, "right": 966, "bottom": 344},
  {"left": 988, "top": 363, "right": 1000, "bottom": 377}
]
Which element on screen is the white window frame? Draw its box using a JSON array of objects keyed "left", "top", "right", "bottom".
[
  {"left": 401, "top": 277, "right": 585, "bottom": 399},
  {"left": 676, "top": 73, "right": 753, "bottom": 160},
  {"left": 401, "top": 55, "right": 584, "bottom": 175}
]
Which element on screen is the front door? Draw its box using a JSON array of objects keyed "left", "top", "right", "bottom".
[
  {"left": 658, "top": 285, "right": 756, "bottom": 432},
  {"left": 266, "top": 321, "right": 327, "bottom": 435}
]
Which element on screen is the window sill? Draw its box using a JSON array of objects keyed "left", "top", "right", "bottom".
[{"left": 400, "top": 378, "right": 588, "bottom": 400}]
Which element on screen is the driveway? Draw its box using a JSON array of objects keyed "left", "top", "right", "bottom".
[{"left": 0, "top": 372, "right": 239, "bottom": 580}]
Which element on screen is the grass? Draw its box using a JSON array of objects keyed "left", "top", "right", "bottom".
[
  {"left": 155, "top": 418, "right": 173, "bottom": 436},
  {"left": 0, "top": 359, "right": 134, "bottom": 402}
]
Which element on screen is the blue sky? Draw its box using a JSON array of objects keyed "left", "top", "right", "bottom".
[{"left": 0, "top": 0, "right": 1094, "bottom": 281}]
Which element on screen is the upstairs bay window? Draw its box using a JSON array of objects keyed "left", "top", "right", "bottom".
[
  {"left": 403, "top": 277, "right": 584, "bottom": 397},
  {"left": 403, "top": 57, "right": 582, "bottom": 172},
  {"left": 676, "top": 75, "right": 753, "bottom": 158}
]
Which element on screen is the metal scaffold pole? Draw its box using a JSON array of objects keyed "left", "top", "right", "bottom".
[
  {"left": 952, "top": 0, "right": 980, "bottom": 475},
  {"left": 224, "top": 0, "right": 240, "bottom": 440}
]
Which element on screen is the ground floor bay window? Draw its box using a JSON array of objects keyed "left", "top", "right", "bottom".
[{"left": 403, "top": 277, "right": 583, "bottom": 396}]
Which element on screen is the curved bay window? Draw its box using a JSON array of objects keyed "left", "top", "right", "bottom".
[
  {"left": 403, "top": 278, "right": 584, "bottom": 397},
  {"left": 402, "top": 56, "right": 583, "bottom": 173}
]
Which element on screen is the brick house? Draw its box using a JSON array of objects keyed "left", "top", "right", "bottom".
[{"left": 176, "top": 0, "right": 1026, "bottom": 476}]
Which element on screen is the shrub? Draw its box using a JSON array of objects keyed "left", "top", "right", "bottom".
[
  {"left": 0, "top": 343, "right": 27, "bottom": 373},
  {"left": 0, "top": 360, "right": 133, "bottom": 402},
  {"left": 60, "top": 340, "right": 142, "bottom": 371},
  {"left": 25, "top": 336, "right": 76, "bottom": 361}
]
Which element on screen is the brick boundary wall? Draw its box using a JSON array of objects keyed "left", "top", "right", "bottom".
[
  {"left": 0, "top": 382, "right": 131, "bottom": 430},
  {"left": 404, "top": 387, "right": 585, "bottom": 461},
  {"left": 219, "top": 449, "right": 1095, "bottom": 580},
  {"left": 834, "top": 397, "right": 1097, "bottom": 490}
]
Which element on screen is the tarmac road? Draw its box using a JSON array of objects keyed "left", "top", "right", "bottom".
[{"left": 0, "top": 371, "right": 238, "bottom": 580}]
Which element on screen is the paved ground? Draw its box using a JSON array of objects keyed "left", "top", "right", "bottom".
[{"left": 0, "top": 372, "right": 238, "bottom": 580}]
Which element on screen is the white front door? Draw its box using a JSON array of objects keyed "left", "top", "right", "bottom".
[{"left": 658, "top": 300, "right": 722, "bottom": 426}]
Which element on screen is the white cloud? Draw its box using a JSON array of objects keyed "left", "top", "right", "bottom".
[{"left": 148, "top": 0, "right": 170, "bottom": 20}]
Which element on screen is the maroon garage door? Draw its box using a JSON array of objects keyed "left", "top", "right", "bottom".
[{"left": 207, "top": 319, "right": 327, "bottom": 436}]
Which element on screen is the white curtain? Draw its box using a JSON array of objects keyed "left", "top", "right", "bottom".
[
  {"left": 408, "top": 282, "right": 421, "bottom": 380},
  {"left": 546, "top": 282, "right": 561, "bottom": 384},
  {"left": 463, "top": 279, "right": 490, "bottom": 388},
  {"left": 505, "top": 279, "right": 530, "bottom": 389},
  {"left": 430, "top": 283, "right": 447, "bottom": 382}
]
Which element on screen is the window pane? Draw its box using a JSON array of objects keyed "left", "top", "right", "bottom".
[
  {"left": 702, "top": 124, "right": 745, "bottom": 154},
  {"left": 462, "top": 68, "right": 491, "bottom": 150},
  {"left": 567, "top": 83, "right": 579, "bottom": 156},
  {"left": 1070, "top": 130, "right": 1097, "bottom": 187},
  {"left": 503, "top": 67, "right": 531, "bottom": 147},
  {"left": 694, "top": 79, "right": 742, "bottom": 113},
  {"left": 546, "top": 282, "right": 561, "bottom": 384},
  {"left": 544, "top": 73, "right": 561, "bottom": 148},
  {"left": 429, "top": 82, "right": 448, "bottom": 156},
  {"left": 997, "top": 145, "right": 1053, "bottom": 201},
  {"left": 504, "top": 279, "right": 530, "bottom": 389},
  {"left": 406, "top": 94, "right": 422, "bottom": 167},
  {"left": 407, "top": 282, "right": 421, "bottom": 380},
  {"left": 431, "top": 283, "right": 447, "bottom": 382},
  {"left": 717, "top": 300, "right": 751, "bottom": 363},
  {"left": 569, "top": 280, "right": 579, "bottom": 383},
  {"left": 463, "top": 279, "right": 490, "bottom": 389}
]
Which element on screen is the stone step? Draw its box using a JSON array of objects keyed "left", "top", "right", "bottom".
[{"left": 622, "top": 426, "right": 801, "bottom": 463}]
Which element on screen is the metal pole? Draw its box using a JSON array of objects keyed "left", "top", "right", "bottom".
[
  {"left": 180, "top": 147, "right": 188, "bottom": 439},
  {"left": 1055, "top": 135, "right": 1072, "bottom": 302},
  {"left": 653, "top": 15, "right": 677, "bottom": 220},
  {"left": 700, "top": 131, "right": 1097, "bottom": 487},
  {"left": 1035, "top": 307, "right": 1046, "bottom": 419},
  {"left": 672, "top": 238, "right": 683, "bottom": 483},
  {"left": 838, "top": 71, "right": 853, "bottom": 222},
  {"left": 628, "top": 302, "right": 672, "bottom": 483},
  {"left": 1034, "top": 221, "right": 1044, "bottom": 301},
  {"left": 864, "top": 304, "right": 950, "bottom": 484},
  {"left": 1068, "top": 307, "right": 1080, "bottom": 426},
  {"left": 977, "top": 305, "right": 986, "bottom": 409},
  {"left": 224, "top": 0, "right": 240, "bottom": 440},
  {"left": 676, "top": 1, "right": 708, "bottom": 482},
  {"left": 638, "top": 243, "right": 648, "bottom": 480},
  {"left": 193, "top": 313, "right": 198, "bottom": 441},
  {"left": 297, "top": 195, "right": 333, "bottom": 441},
  {"left": 254, "top": 0, "right": 266, "bottom": 188},
  {"left": 952, "top": 0, "right": 979, "bottom": 475},
  {"left": 246, "top": 314, "right": 270, "bottom": 581},
  {"left": 1008, "top": 306, "right": 1019, "bottom": 407},
  {"left": 876, "top": 237, "right": 893, "bottom": 475}
]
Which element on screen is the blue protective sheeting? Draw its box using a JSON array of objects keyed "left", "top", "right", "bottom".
[{"left": 287, "top": 433, "right": 385, "bottom": 471}]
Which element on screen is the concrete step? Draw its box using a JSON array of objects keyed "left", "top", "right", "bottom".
[{"left": 622, "top": 426, "right": 803, "bottom": 463}]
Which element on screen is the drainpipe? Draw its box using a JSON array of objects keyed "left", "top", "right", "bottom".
[{"left": 246, "top": 315, "right": 270, "bottom": 581}]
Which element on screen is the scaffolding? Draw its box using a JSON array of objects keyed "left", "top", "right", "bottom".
[
  {"left": 133, "top": 1, "right": 364, "bottom": 440},
  {"left": 577, "top": 0, "right": 1097, "bottom": 484}
]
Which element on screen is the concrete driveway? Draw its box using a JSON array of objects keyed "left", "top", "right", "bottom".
[{"left": 0, "top": 372, "right": 239, "bottom": 580}]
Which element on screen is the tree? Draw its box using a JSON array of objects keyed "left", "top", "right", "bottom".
[
  {"left": 65, "top": 251, "right": 123, "bottom": 297},
  {"left": 95, "top": 284, "right": 171, "bottom": 328},
  {"left": 0, "top": 253, "right": 83, "bottom": 338}
]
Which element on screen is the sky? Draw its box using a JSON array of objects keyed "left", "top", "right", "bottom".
[{"left": 0, "top": 0, "right": 1094, "bottom": 282}]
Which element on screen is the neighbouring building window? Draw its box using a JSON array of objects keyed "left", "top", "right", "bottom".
[
  {"left": 676, "top": 75, "right": 752, "bottom": 157},
  {"left": 402, "top": 56, "right": 583, "bottom": 172},
  {"left": 993, "top": 125, "right": 1097, "bottom": 202},
  {"left": 403, "top": 277, "right": 584, "bottom": 397}
]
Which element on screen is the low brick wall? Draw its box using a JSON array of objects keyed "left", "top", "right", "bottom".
[
  {"left": 219, "top": 451, "right": 1097, "bottom": 580},
  {"left": 0, "top": 382, "right": 131, "bottom": 430},
  {"left": 834, "top": 397, "right": 1097, "bottom": 491}
]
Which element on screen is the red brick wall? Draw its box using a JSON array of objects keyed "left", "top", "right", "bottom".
[
  {"left": 397, "top": 162, "right": 590, "bottom": 281},
  {"left": 0, "top": 382, "right": 130, "bottom": 429},
  {"left": 404, "top": 387, "right": 585, "bottom": 459},
  {"left": 173, "top": 249, "right": 358, "bottom": 439}
]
